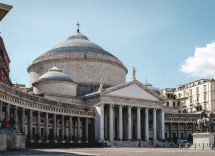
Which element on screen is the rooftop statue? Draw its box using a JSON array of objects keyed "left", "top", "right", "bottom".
[{"left": 132, "top": 66, "right": 136, "bottom": 80}]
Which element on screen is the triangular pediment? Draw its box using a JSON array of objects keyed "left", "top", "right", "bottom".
[{"left": 103, "top": 80, "right": 162, "bottom": 101}]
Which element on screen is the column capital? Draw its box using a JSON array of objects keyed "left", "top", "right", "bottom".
[
  {"left": 127, "top": 105, "right": 132, "bottom": 108},
  {"left": 137, "top": 106, "right": 141, "bottom": 110},
  {"left": 153, "top": 108, "right": 157, "bottom": 111},
  {"left": 109, "top": 104, "right": 114, "bottom": 107},
  {"left": 118, "top": 105, "right": 124, "bottom": 108},
  {"left": 99, "top": 103, "right": 105, "bottom": 107}
]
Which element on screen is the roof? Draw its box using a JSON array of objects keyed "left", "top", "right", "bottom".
[
  {"left": 33, "top": 32, "right": 119, "bottom": 63},
  {"left": 84, "top": 80, "right": 164, "bottom": 102},
  {"left": 0, "top": 3, "right": 12, "bottom": 21},
  {"left": 143, "top": 81, "right": 161, "bottom": 95},
  {"left": 36, "top": 66, "right": 74, "bottom": 83}
]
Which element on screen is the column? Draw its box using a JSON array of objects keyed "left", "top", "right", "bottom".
[
  {"left": 161, "top": 110, "right": 165, "bottom": 140},
  {"left": 85, "top": 118, "right": 89, "bottom": 142},
  {"left": 45, "top": 112, "right": 49, "bottom": 142},
  {"left": 169, "top": 123, "right": 172, "bottom": 142},
  {"left": 21, "top": 108, "right": 25, "bottom": 134},
  {"left": 61, "top": 115, "right": 65, "bottom": 142},
  {"left": 119, "top": 105, "right": 123, "bottom": 140},
  {"left": 37, "top": 111, "right": 41, "bottom": 142},
  {"left": 153, "top": 108, "right": 157, "bottom": 140},
  {"left": 109, "top": 104, "right": 114, "bottom": 141},
  {"left": 14, "top": 106, "right": 18, "bottom": 129},
  {"left": 185, "top": 123, "right": 187, "bottom": 139},
  {"left": 6, "top": 104, "right": 10, "bottom": 121},
  {"left": 69, "top": 116, "right": 73, "bottom": 143},
  {"left": 193, "top": 122, "right": 196, "bottom": 133},
  {"left": 137, "top": 107, "right": 141, "bottom": 140},
  {"left": 28, "top": 110, "right": 32, "bottom": 141},
  {"left": 0, "top": 101, "right": 3, "bottom": 121},
  {"left": 145, "top": 108, "right": 149, "bottom": 141},
  {"left": 177, "top": 123, "right": 180, "bottom": 139},
  {"left": 128, "top": 106, "right": 132, "bottom": 140},
  {"left": 100, "top": 104, "right": 104, "bottom": 141},
  {"left": 53, "top": 114, "right": 57, "bottom": 142},
  {"left": 104, "top": 106, "right": 108, "bottom": 139},
  {"left": 77, "top": 117, "right": 80, "bottom": 142}
]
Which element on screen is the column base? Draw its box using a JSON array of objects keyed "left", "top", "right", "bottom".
[
  {"left": 70, "top": 140, "right": 73, "bottom": 143},
  {"left": 38, "top": 140, "right": 42, "bottom": 143},
  {"left": 45, "top": 140, "right": 49, "bottom": 143},
  {"left": 85, "top": 140, "right": 89, "bottom": 143},
  {"left": 62, "top": 140, "right": 65, "bottom": 143},
  {"left": 78, "top": 140, "right": 81, "bottom": 143}
]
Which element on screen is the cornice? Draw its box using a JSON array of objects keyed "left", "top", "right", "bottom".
[{"left": 27, "top": 57, "right": 128, "bottom": 74}]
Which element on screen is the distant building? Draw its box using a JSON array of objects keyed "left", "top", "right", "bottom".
[
  {"left": 161, "top": 79, "right": 215, "bottom": 113},
  {"left": 0, "top": 3, "right": 12, "bottom": 86},
  {"left": 0, "top": 3, "right": 12, "bottom": 21}
]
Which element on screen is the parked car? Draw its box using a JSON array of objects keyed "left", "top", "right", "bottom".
[{"left": 177, "top": 139, "right": 192, "bottom": 148}]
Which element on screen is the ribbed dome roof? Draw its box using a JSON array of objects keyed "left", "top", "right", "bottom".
[
  {"left": 144, "top": 81, "right": 160, "bottom": 95},
  {"left": 37, "top": 66, "right": 74, "bottom": 83},
  {"left": 33, "top": 32, "right": 118, "bottom": 63}
]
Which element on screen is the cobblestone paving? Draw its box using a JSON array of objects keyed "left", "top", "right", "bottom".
[{"left": 1, "top": 148, "right": 215, "bottom": 156}]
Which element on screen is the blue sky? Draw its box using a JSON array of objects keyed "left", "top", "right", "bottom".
[{"left": 1, "top": 0, "right": 215, "bottom": 88}]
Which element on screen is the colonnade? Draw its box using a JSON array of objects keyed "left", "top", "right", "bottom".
[
  {"left": 165, "top": 122, "right": 197, "bottom": 142},
  {"left": 99, "top": 104, "right": 165, "bottom": 141},
  {"left": 0, "top": 101, "right": 94, "bottom": 143}
]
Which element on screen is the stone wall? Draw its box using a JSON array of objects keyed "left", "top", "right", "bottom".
[
  {"left": 28, "top": 58, "right": 127, "bottom": 87},
  {"left": 33, "top": 80, "right": 77, "bottom": 96}
]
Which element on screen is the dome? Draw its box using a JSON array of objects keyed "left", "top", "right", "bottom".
[
  {"left": 144, "top": 81, "right": 160, "bottom": 95},
  {"left": 32, "top": 32, "right": 118, "bottom": 64},
  {"left": 28, "top": 28, "right": 127, "bottom": 88},
  {"left": 37, "top": 66, "right": 74, "bottom": 83}
]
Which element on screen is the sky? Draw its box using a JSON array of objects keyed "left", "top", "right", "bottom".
[{"left": 1, "top": 0, "right": 215, "bottom": 89}]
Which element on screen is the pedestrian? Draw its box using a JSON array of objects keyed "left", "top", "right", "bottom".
[
  {"left": 2, "top": 119, "right": 8, "bottom": 129},
  {"left": 138, "top": 141, "right": 141, "bottom": 148}
]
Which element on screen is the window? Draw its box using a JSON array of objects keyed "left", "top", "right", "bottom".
[
  {"left": 203, "top": 85, "right": 207, "bottom": 92},
  {"left": 204, "top": 93, "right": 207, "bottom": 102},
  {"left": 177, "top": 101, "right": 180, "bottom": 107},
  {"left": 173, "top": 102, "right": 175, "bottom": 108},
  {"left": 189, "top": 89, "right": 192, "bottom": 96},
  {"left": 166, "top": 101, "right": 169, "bottom": 107},
  {"left": 196, "top": 95, "right": 199, "bottom": 102},
  {"left": 183, "top": 91, "right": 186, "bottom": 97},
  {"left": 190, "top": 97, "right": 192, "bottom": 103},
  {"left": 196, "top": 87, "right": 199, "bottom": 94}
]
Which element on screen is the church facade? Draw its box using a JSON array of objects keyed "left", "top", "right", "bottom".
[{"left": 1, "top": 2, "right": 215, "bottom": 146}]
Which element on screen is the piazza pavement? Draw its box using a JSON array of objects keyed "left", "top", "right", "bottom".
[{"left": 1, "top": 148, "right": 215, "bottom": 156}]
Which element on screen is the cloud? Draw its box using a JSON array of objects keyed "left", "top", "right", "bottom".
[{"left": 180, "top": 42, "right": 215, "bottom": 78}]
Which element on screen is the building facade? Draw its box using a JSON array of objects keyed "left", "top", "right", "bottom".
[{"left": 161, "top": 79, "right": 215, "bottom": 113}]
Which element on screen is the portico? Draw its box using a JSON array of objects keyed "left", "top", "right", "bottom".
[{"left": 94, "top": 80, "right": 165, "bottom": 142}]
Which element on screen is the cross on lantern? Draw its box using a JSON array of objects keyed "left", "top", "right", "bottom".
[{"left": 76, "top": 22, "right": 80, "bottom": 33}]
